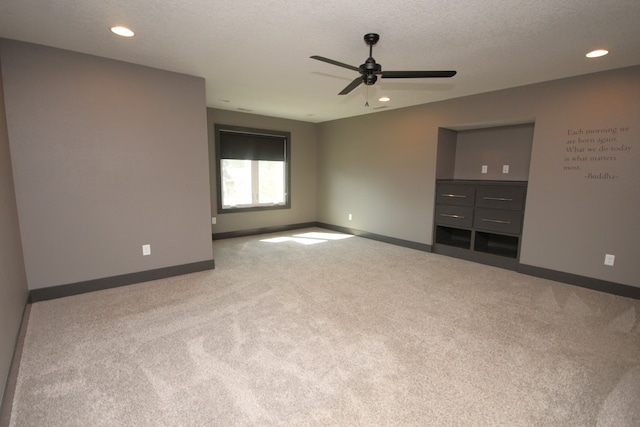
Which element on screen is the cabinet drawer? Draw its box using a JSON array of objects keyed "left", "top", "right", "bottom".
[
  {"left": 473, "top": 208, "right": 522, "bottom": 235},
  {"left": 476, "top": 185, "right": 526, "bottom": 210},
  {"left": 435, "top": 205, "right": 473, "bottom": 227},
  {"left": 436, "top": 184, "right": 475, "bottom": 206}
]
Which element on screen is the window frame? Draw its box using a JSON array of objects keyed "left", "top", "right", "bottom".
[{"left": 215, "top": 124, "right": 291, "bottom": 214}]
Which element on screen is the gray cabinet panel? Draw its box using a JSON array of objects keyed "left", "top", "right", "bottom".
[
  {"left": 474, "top": 208, "right": 523, "bottom": 235},
  {"left": 435, "top": 184, "right": 475, "bottom": 206},
  {"left": 435, "top": 205, "right": 474, "bottom": 227},
  {"left": 476, "top": 185, "right": 526, "bottom": 210}
]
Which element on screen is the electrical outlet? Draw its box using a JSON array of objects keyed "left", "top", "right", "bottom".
[
  {"left": 481, "top": 165, "right": 488, "bottom": 174},
  {"left": 142, "top": 244, "right": 151, "bottom": 256},
  {"left": 502, "top": 165, "right": 510, "bottom": 174},
  {"left": 348, "top": 213, "right": 352, "bottom": 221},
  {"left": 604, "top": 254, "right": 615, "bottom": 266},
  {"left": 212, "top": 217, "right": 217, "bottom": 225}
]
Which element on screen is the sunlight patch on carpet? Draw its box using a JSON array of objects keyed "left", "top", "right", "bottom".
[{"left": 261, "top": 232, "right": 353, "bottom": 245}]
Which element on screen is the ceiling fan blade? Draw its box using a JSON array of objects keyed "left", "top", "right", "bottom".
[
  {"left": 381, "top": 70, "right": 457, "bottom": 78},
  {"left": 310, "top": 55, "right": 360, "bottom": 72},
  {"left": 339, "top": 77, "right": 363, "bottom": 95}
]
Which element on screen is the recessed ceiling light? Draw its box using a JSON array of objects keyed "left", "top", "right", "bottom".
[
  {"left": 379, "top": 96, "right": 390, "bottom": 102},
  {"left": 110, "top": 26, "right": 135, "bottom": 37},
  {"left": 586, "top": 49, "right": 608, "bottom": 58}
]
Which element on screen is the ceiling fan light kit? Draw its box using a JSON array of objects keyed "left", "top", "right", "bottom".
[{"left": 311, "top": 33, "right": 456, "bottom": 96}]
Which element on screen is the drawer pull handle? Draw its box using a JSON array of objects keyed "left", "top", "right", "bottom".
[
  {"left": 441, "top": 214, "right": 465, "bottom": 219},
  {"left": 442, "top": 194, "right": 467, "bottom": 198},
  {"left": 481, "top": 218, "right": 511, "bottom": 224},
  {"left": 482, "top": 197, "right": 513, "bottom": 201}
]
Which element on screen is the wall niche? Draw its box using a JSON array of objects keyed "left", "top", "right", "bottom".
[
  {"left": 433, "top": 121, "right": 534, "bottom": 270},
  {"left": 436, "top": 122, "right": 534, "bottom": 181}
]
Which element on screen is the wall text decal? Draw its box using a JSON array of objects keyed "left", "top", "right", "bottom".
[{"left": 563, "top": 126, "right": 632, "bottom": 179}]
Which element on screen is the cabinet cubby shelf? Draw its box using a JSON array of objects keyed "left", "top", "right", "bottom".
[
  {"left": 474, "top": 231, "right": 519, "bottom": 258},
  {"left": 435, "top": 226, "right": 471, "bottom": 249}
]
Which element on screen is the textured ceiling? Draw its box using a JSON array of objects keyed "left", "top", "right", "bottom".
[{"left": 1, "top": 0, "right": 639, "bottom": 123}]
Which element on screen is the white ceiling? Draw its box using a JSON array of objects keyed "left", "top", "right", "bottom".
[{"left": 1, "top": 0, "right": 639, "bottom": 123}]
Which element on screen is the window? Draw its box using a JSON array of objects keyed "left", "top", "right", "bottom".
[{"left": 215, "top": 125, "right": 291, "bottom": 213}]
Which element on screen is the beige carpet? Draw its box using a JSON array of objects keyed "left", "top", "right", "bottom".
[{"left": 9, "top": 228, "right": 640, "bottom": 426}]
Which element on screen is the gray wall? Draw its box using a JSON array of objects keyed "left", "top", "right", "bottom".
[
  {"left": 1, "top": 40, "right": 213, "bottom": 290},
  {"left": 318, "top": 66, "right": 640, "bottom": 288},
  {"left": 207, "top": 108, "right": 318, "bottom": 234},
  {"left": 0, "top": 55, "right": 29, "bottom": 410},
  {"left": 318, "top": 109, "right": 438, "bottom": 244}
]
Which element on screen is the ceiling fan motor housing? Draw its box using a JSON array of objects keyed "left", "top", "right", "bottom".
[{"left": 361, "top": 57, "right": 381, "bottom": 85}]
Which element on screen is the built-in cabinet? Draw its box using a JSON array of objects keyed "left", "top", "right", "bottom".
[
  {"left": 433, "top": 122, "right": 534, "bottom": 270},
  {"left": 433, "top": 180, "right": 527, "bottom": 269}
]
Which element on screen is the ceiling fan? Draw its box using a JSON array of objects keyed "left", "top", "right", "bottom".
[{"left": 311, "top": 33, "right": 456, "bottom": 95}]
